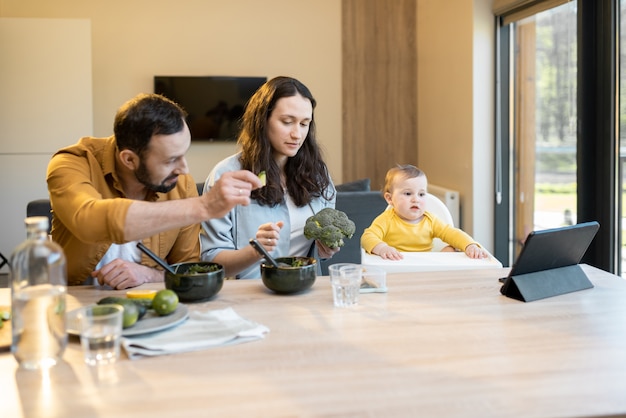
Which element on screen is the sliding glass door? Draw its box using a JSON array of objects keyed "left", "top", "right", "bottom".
[
  {"left": 618, "top": 0, "right": 626, "bottom": 276},
  {"left": 496, "top": 2, "right": 578, "bottom": 262},
  {"left": 495, "top": 0, "right": 620, "bottom": 274}
]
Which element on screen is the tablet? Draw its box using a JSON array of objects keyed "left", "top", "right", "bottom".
[{"left": 499, "top": 221, "right": 600, "bottom": 282}]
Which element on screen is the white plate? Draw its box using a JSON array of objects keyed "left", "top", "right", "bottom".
[{"left": 66, "top": 304, "right": 189, "bottom": 337}]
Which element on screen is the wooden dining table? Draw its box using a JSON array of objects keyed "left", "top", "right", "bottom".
[{"left": 2, "top": 264, "right": 626, "bottom": 418}]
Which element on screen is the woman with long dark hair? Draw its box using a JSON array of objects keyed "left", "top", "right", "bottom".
[{"left": 200, "top": 76, "right": 338, "bottom": 279}]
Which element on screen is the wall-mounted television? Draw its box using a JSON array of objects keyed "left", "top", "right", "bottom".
[{"left": 154, "top": 76, "right": 267, "bottom": 141}]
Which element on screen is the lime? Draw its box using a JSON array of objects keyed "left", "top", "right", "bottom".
[
  {"left": 97, "top": 297, "right": 142, "bottom": 326},
  {"left": 0, "top": 309, "right": 10, "bottom": 321},
  {"left": 152, "top": 289, "right": 179, "bottom": 316},
  {"left": 118, "top": 302, "right": 139, "bottom": 329}
]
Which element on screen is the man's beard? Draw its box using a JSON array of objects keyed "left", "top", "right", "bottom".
[{"left": 135, "top": 161, "right": 178, "bottom": 194}]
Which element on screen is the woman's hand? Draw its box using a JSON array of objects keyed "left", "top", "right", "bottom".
[
  {"left": 256, "top": 221, "right": 284, "bottom": 252},
  {"left": 316, "top": 241, "right": 340, "bottom": 259}
]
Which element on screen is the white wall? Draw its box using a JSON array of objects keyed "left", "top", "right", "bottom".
[
  {"left": 417, "top": 0, "right": 495, "bottom": 250},
  {"left": 0, "top": 0, "right": 342, "bottom": 185},
  {"left": 1, "top": 1, "right": 497, "bottom": 252},
  {"left": 472, "top": 0, "right": 496, "bottom": 250},
  {"left": 0, "top": 18, "right": 93, "bottom": 271}
]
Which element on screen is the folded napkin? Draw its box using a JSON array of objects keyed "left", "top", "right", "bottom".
[{"left": 121, "top": 307, "right": 269, "bottom": 360}]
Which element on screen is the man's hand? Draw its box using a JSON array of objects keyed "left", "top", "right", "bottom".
[
  {"left": 202, "top": 170, "right": 263, "bottom": 219},
  {"left": 123, "top": 170, "right": 262, "bottom": 243},
  {"left": 91, "top": 259, "right": 164, "bottom": 289}
]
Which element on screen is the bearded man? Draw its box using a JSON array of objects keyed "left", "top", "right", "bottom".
[{"left": 47, "top": 93, "right": 261, "bottom": 288}]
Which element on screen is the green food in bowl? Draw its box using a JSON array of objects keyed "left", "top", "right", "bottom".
[
  {"left": 261, "top": 257, "right": 317, "bottom": 294},
  {"left": 165, "top": 262, "right": 224, "bottom": 302},
  {"left": 184, "top": 263, "right": 221, "bottom": 274},
  {"left": 290, "top": 258, "right": 307, "bottom": 267}
]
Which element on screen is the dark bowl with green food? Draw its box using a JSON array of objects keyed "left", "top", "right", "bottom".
[
  {"left": 260, "top": 257, "right": 317, "bottom": 294},
  {"left": 165, "top": 261, "right": 224, "bottom": 302}
]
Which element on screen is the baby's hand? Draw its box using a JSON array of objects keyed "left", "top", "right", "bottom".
[
  {"left": 373, "top": 243, "right": 403, "bottom": 260},
  {"left": 465, "top": 243, "right": 488, "bottom": 259}
]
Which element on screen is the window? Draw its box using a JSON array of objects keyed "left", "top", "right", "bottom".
[
  {"left": 618, "top": 0, "right": 626, "bottom": 276},
  {"left": 495, "top": 0, "right": 619, "bottom": 273},
  {"left": 496, "top": 2, "right": 578, "bottom": 262}
]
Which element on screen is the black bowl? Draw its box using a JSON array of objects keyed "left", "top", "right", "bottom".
[
  {"left": 165, "top": 262, "right": 224, "bottom": 302},
  {"left": 260, "top": 257, "right": 317, "bottom": 294}
]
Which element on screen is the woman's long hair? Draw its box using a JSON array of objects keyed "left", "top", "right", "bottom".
[{"left": 238, "top": 76, "right": 333, "bottom": 207}]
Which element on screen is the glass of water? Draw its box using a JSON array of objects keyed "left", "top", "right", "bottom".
[
  {"left": 77, "top": 304, "right": 123, "bottom": 366},
  {"left": 331, "top": 265, "right": 362, "bottom": 307},
  {"left": 328, "top": 263, "right": 359, "bottom": 281}
]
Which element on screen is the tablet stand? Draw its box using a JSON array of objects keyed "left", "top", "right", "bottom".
[
  {"left": 0, "top": 252, "right": 7, "bottom": 270},
  {"left": 500, "top": 264, "right": 594, "bottom": 302}
]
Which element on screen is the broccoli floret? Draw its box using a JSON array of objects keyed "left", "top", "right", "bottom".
[{"left": 303, "top": 208, "right": 356, "bottom": 248}]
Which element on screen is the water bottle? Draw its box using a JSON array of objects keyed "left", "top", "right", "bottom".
[{"left": 10, "top": 216, "right": 67, "bottom": 369}]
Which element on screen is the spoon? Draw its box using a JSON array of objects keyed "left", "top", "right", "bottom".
[
  {"left": 136, "top": 242, "right": 177, "bottom": 275},
  {"left": 249, "top": 239, "right": 289, "bottom": 268}
]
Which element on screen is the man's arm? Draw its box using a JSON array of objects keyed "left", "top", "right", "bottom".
[{"left": 123, "top": 170, "right": 262, "bottom": 241}]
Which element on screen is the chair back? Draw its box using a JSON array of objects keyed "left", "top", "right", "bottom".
[
  {"left": 425, "top": 193, "right": 454, "bottom": 251},
  {"left": 26, "top": 199, "right": 53, "bottom": 234},
  {"left": 320, "top": 191, "right": 388, "bottom": 275}
]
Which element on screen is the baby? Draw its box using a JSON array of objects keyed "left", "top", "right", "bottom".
[{"left": 361, "top": 164, "right": 489, "bottom": 260}]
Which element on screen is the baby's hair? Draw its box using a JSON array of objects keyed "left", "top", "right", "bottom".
[{"left": 383, "top": 164, "right": 426, "bottom": 194}]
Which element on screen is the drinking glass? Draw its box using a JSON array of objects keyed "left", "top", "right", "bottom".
[
  {"left": 328, "top": 263, "right": 359, "bottom": 281},
  {"left": 77, "top": 304, "right": 123, "bottom": 366},
  {"left": 331, "top": 265, "right": 362, "bottom": 307}
]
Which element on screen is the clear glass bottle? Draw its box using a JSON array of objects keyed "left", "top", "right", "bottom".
[{"left": 10, "top": 216, "right": 67, "bottom": 369}]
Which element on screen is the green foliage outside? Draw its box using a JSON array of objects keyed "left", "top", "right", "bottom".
[
  {"left": 535, "top": 182, "right": 576, "bottom": 194},
  {"left": 535, "top": 183, "right": 626, "bottom": 246},
  {"left": 535, "top": 152, "right": 576, "bottom": 173}
]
